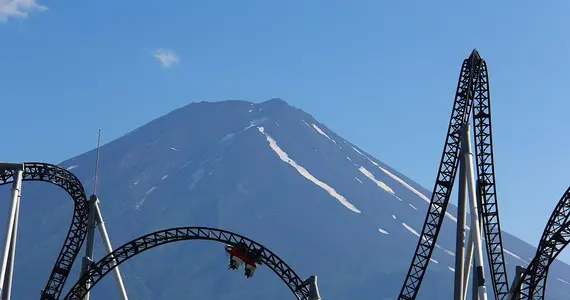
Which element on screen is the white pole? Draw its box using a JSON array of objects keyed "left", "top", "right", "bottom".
[
  {"left": 0, "top": 166, "right": 23, "bottom": 300},
  {"left": 463, "top": 227, "right": 474, "bottom": 300},
  {"left": 464, "top": 180, "right": 485, "bottom": 300},
  {"left": 1, "top": 180, "right": 21, "bottom": 300},
  {"left": 80, "top": 195, "right": 97, "bottom": 300},
  {"left": 461, "top": 122, "right": 488, "bottom": 300},
  {"left": 94, "top": 201, "right": 129, "bottom": 300},
  {"left": 454, "top": 155, "right": 468, "bottom": 300}
]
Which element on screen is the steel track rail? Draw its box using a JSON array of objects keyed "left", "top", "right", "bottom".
[
  {"left": 0, "top": 162, "right": 89, "bottom": 300},
  {"left": 398, "top": 50, "right": 479, "bottom": 300},
  {"left": 514, "top": 187, "right": 570, "bottom": 299},
  {"left": 530, "top": 187, "right": 570, "bottom": 299},
  {"left": 398, "top": 50, "right": 511, "bottom": 299},
  {"left": 472, "top": 60, "right": 510, "bottom": 299},
  {"left": 63, "top": 227, "right": 311, "bottom": 300}
]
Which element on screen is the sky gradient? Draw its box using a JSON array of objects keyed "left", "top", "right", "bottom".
[{"left": 1, "top": 0, "right": 569, "bottom": 262}]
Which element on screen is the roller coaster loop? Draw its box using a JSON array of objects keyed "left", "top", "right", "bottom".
[
  {"left": 514, "top": 187, "right": 570, "bottom": 299},
  {"left": 63, "top": 227, "right": 312, "bottom": 300},
  {"left": 0, "top": 162, "right": 89, "bottom": 300}
]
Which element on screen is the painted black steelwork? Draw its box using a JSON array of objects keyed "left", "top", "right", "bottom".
[
  {"left": 63, "top": 227, "right": 311, "bottom": 300},
  {"left": 398, "top": 50, "right": 510, "bottom": 300},
  {"left": 513, "top": 187, "right": 570, "bottom": 299},
  {"left": 0, "top": 162, "right": 89, "bottom": 300},
  {"left": 472, "top": 59, "right": 510, "bottom": 298}
]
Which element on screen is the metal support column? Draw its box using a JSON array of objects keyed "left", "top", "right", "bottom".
[
  {"left": 1, "top": 173, "right": 22, "bottom": 300},
  {"left": 298, "top": 276, "right": 321, "bottom": 300},
  {"left": 461, "top": 122, "right": 488, "bottom": 300},
  {"left": 454, "top": 148, "right": 468, "bottom": 300},
  {"left": 462, "top": 220, "right": 473, "bottom": 300},
  {"left": 80, "top": 195, "right": 98, "bottom": 300},
  {"left": 507, "top": 266, "right": 525, "bottom": 300},
  {"left": 2, "top": 193, "right": 20, "bottom": 300},
  {"left": 463, "top": 225, "right": 474, "bottom": 300},
  {"left": 471, "top": 180, "right": 483, "bottom": 300},
  {"left": 464, "top": 180, "right": 484, "bottom": 300},
  {"left": 462, "top": 211, "right": 486, "bottom": 300},
  {"left": 94, "top": 200, "right": 129, "bottom": 300},
  {"left": 0, "top": 164, "right": 23, "bottom": 300}
]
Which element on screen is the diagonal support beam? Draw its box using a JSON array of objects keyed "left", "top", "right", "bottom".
[
  {"left": 94, "top": 200, "right": 129, "bottom": 299},
  {"left": 0, "top": 164, "right": 23, "bottom": 300},
  {"left": 461, "top": 122, "right": 488, "bottom": 300},
  {"left": 79, "top": 195, "right": 129, "bottom": 300}
]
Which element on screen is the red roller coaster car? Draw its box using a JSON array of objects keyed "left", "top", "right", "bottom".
[{"left": 225, "top": 242, "right": 262, "bottom": 278}]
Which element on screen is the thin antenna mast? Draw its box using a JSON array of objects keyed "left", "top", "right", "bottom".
[
  {"left": 93, "top": 128, "right": 102, "bottom": 195},
  {"left": 81, "top": 128, "right": 130, "bottom": 300}
]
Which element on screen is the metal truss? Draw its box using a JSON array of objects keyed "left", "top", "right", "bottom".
[
  {"left": 398, "top": 50, "right": 477, "bottom": 300},
  {"left": 514, "top": 187, "right": 570, "bottom": 299},
  {"left": 0, "top": 162, "right": 89, "bottom": 300},
  {"left": 472, "top": 60, "right": 510, "bottom": 298},
  {"left": 63, "top": 227, "right": 312, "bottom": 300},
  {"left": 398, "top": 50, "right": 511, "bottom": 300}
]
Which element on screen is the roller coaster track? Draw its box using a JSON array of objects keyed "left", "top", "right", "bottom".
[
  {"left": 514, "top": 187, "right": 570, "bottom": 300},
  {"left": 398, "top": 49, "right": 510, "bottom": 300},
  {"left": 63, "top": 227, "right": 312, "bottom": 300},
  {"left": 0, "top": 162, "right": 88, "bottom": 300}
]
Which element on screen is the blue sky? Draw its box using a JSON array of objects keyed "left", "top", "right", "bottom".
[{"left": 1, "top": 0, "right": 569, "bottom": 263}]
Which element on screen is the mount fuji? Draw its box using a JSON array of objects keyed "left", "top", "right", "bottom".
[{"left": 2, "top": 98, "right": 570, "bottom": 299}]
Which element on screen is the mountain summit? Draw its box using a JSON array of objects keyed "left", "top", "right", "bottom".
[{"left": 6, "top": 99, "right": 570, "bottom": 299}]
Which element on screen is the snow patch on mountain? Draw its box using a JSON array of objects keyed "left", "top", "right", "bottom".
[
  {"left": 378, "top": 228, "right": 389, "bottom": 235},
  {"left": 257, "top": 126, "right": 361, "bottom": 214},
  {"left": 189, "top": 167, "right": 205, "bottom": 189},
  {"left": 358, "top": 166, "right": 395, "bottom": 195},
  {"left": 346, "top": 143, "right": 462, "bottom": 225},
  {"left": 402, "top": 222, "right": 433, "bottom": 245},
  {"left": 402, "top": 222, "right": 420, "bottom": 237},
  {"left": 504, "top": 248, "right": 530, "bottom": 265},
  {"left": 378, "top": 165, "right": 430, "bottom": 203},
  {"left": 257, "top": 126, "right": 361, "bottom": 213},
  {"left": 435, "top": 243, "right": 455, "bottom": 256},
  {"left": 311, "top": 123, "right": 337, "bottom": 145},
  {"left": 220, "top": 117, "right": 270, "bottom": 146},
  {"left": 135, "top": 186, "right": 157, "bottom": 210}
]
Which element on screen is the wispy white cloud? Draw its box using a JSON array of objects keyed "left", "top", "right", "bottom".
[
  {"left": 0, "top": 0, "right": 47, "bottom": 22},
  {"left": 153, "top": 48, "right": 180, "bottom": 68}
]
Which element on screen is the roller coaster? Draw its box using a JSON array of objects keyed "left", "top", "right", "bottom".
[
  {"left": 398, "top": 49, "right": 570, "bottom": 300},
  {"left": 0, "top": 162, "right": 321, "bottom": 300},
  {"left": 0, "top": 49, "right": 569, "bottom": 300},
  {"left": 63, "top": 227, "right": 317, "bottom": 300}
]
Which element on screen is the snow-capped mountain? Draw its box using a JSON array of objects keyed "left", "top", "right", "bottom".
[{"left": 3, "top": 98, "right": 570, "bottom": 299}]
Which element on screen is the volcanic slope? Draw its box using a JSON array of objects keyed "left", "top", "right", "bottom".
[{"left": 4, "top": 98, "right": 570, "bottom": 299}]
